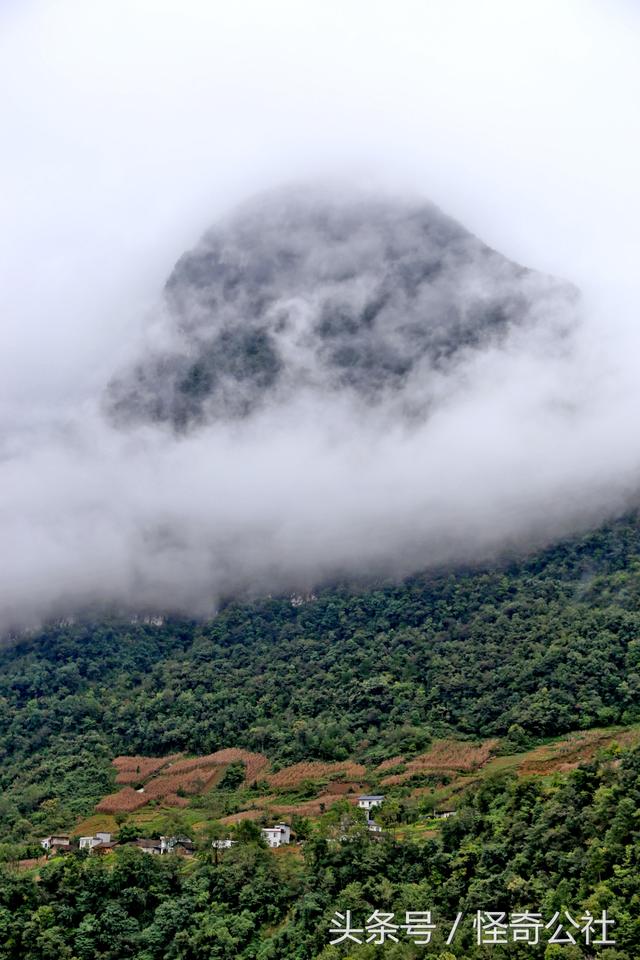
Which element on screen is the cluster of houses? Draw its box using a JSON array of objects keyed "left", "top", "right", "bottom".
[
  {"left": 40, "top": 832, "right": 195, "bottom": 857},
  {"left": 356, "top": 794, "right": 456, "bottom": 828},
  {"left": 39, "top": 824, "right": 297, "bottom": 856},
  {"left": 39, "top": 794, "right": 453, "bottom": 857},
  {"left": 40, "top": 826, "right": 295, "bottom": 855},
  {"left": 40, "top": 818, "right": 358, "bottom": 858},
  {"left": 255, "top": 798, "right": 389, "bottom": 847},
  {"left": 39, "top": 797, "right": 391, "bottom": 858},
  {"left": 212, "top": 823, "right": 293, "bottom": 849}
]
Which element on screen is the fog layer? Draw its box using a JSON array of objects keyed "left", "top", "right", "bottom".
[{"left": 1, "top": 1, "right": 639, "bottom": 631}]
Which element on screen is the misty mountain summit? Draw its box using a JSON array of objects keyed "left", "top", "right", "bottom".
[{"left": 107, "top": 185, "right": 578, "bottom": 430}]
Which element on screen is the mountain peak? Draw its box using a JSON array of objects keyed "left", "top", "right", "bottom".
[{"left": 107, "top": 184, "right": 577, "bottom": 430}]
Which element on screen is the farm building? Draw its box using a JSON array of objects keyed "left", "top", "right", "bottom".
[
  {"left": 261, "top": 824, "right": 291, "bottom": 848},
  {"left": 40, "top": 835, "right": 71, "bottom": 852},
  {"left": 160, "top": 836, "right": 196, "bottom": 855},
  {"left": 136, "top": 838, "right": 162, "bottom": 855},
  {"left": 79, "top": 832, "right": 113, "bottom": 850},
  {"left": 136, "top": 836, "right": 195, "bottom": 856},
  {"left": 357, "top": 795, "right": 385, "bottom": 811}
]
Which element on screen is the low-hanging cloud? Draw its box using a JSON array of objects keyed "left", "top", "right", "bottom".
[
  {"left": 1, "top": 192, "right": 638, "bottom": 632},
  {"left": 1, "top": 0, "right": 640, "bottom": 633}
]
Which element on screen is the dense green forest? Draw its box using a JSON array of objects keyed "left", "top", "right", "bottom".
[
  {"left": 2, "top": 747, "right": 640, "bottom": 958},
  {"left": 2, "top": 517, "right": 640, "bottom": 956},
  {"left": 3, "top": 516, "right": 640, "bottom": 840}
]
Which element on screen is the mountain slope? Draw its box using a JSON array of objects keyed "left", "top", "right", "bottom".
[
  {"left": 1, "top": 515, "right": 640, "bottom": 844},
  {"left": 107, "top": 185, "right": 577, "bottom": 429}
]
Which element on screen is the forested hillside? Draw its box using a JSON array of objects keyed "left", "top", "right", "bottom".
[
  {"left": 2, "top": 517, "right": 640, "bottom": 957},
  {"left": 2, "top": 747, "right": 640, "bottom": 958},
  {"left": 2, "top": 516, "right": 640, "bottom": 844}
]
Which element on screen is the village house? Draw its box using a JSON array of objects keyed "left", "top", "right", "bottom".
[
  {"left": 136, "top": 838, "right": 163, "bottom": 855},
  {"left": 357, "top": 794, "right": 385, "bottom": 812},
  {"left": 79, "top": 831, "right": 113, "bottom": 851},
  {"left": 160, "top": 835, "right": 196, "bottom": 855},
  {"left": 40, "top": 834, "right": 71, "bottom": 852},
  {"left": 136, "top": 836, "right": 195, "bottom": 856},
  {"left": 367, "top": 819, "right": 383, "bottom": 833},
  {"left": 93, "top": 839, "right": 118, "bottom": 854},
  {"left": 261, "top": 823, "right": 291, "bottom": 848}
]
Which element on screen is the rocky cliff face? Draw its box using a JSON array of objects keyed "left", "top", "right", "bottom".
[{"left": 107, "top": 184, "right": 577, "bottom": 429}]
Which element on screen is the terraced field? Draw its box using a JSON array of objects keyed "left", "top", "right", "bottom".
[{"left": 76, "top": 722, "right": 640, "bottom": 841}]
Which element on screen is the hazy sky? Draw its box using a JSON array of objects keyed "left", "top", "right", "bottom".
[{"left": 1, "top": 0, "right": 640, "bottom": 630}]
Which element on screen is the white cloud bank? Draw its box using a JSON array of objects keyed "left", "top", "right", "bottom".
[{"left": 0, "top": 0, "right": 640, "bottom": 630}]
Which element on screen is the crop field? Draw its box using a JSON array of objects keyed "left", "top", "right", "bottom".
[
  {"left": 516, "top": 725, "right": 640, "bottom": 775},
  {"left": 375, "top": 755, "right": 405, "bottom": 772},
  {"left": 101, "top": 748, "right": 272, "bottom": 815},
  {"left": 266, "top": 760, "right": 366, "bottom": 789},
  {"left": 153, "top": 748, "right": 269, "bottom": 784},
  {"left": 219, "top": 809, "right": 265, "bottom": 825},
  {"left": 271, "top": 793, "right": 353, "bottom": 816},
  {"left": 380, "top": 738, "right": 500, "bottom": 785},
  {"left": 113, "top": 755, "right": 178, "bottom": 784},
  {"left": 141, "top": 767, "right": 225, "bottom": 798},
  {"left": 86, "top": 725, "right": 640, "bottom": 841},
  {"left": 96, "top": 787, "right": 150, "bottom": 813}
]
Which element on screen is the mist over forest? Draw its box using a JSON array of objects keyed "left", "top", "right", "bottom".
[{"left": 1, "top": 0, "right": 640, "bottom": 633}]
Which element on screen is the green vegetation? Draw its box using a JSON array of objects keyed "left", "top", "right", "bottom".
[
  {"left": 2, "top": 747, "right": 640, "bottom": 958},
  {"left": 3, "top": 516, "right": 640, "bottom": 955},
  {"left": 3, "top": 516, "right": 640, "bottom": 842}
]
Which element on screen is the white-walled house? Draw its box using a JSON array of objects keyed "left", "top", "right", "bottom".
[
  {"left": 261, "top": 824, "right": 291, "bottom": 848},
  {"left": 212, "top": 838, "right": 237, "bottom": 849},
  {"left": 357, "top": 795, "right": 385, "bottom": 812},
  {"left": 79, "top": 832, "right": 112, "bottom": 850},
  {"left": 40, "top": 834, "right": 71, "bottom": 851}
]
